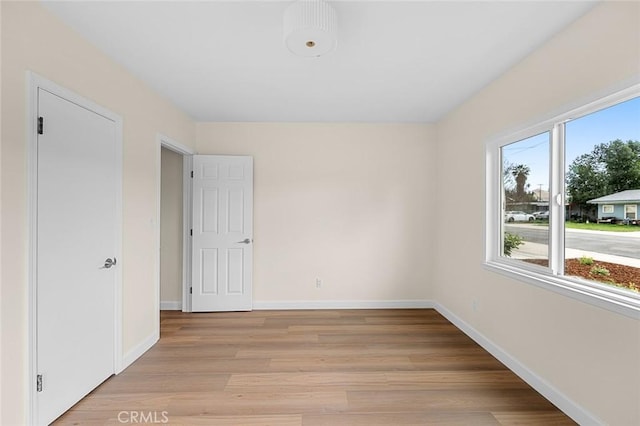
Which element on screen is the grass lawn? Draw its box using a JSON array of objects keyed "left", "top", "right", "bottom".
[
  {"left": 535, "top": 221, "right": 640, "bottom": 232},
  {"left": 566, "top": 222, "right": 640, "bottom": 232}
]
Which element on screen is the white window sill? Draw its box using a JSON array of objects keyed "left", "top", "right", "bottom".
[{"left": 484, "top": 260, "right": 640, "bottom": 320}]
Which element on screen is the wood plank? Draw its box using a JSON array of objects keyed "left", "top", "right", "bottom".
[
  {"left": 158, "top": 333, "right": 319, "bottom": 345},
  {"left": 269, "top": 356, "right": 416, "bottom": 372},
  {"left": 303, "top": 412, "right": 501, "bottom": 426},
  {"left": 54, "top": 410, "right": 134, "bottom": 425},
  {"left": 317, "top": 332, "right": 476, "bottom": 344},
  {"left": 226, "top": 371, "right": 389, "bottom": 391},
  {"left": 225, "top": 371, "right": 528, "bottom": 392},
  {"left": 238, "top": 343, "right": 481, "bottom": 359},
  {"left": 383, "top": 371, "right": 530, "bottom": 390},
  {"left": 263, "top": 316, "right": 367, "bottom": 327},
  {"left": 288, "top": 324, "right": 460, "bottom": 334},
  {"left": 160, "top": 317, "right": 266, "bottom": 327},
  {"left": 139, "top": 344, "right": 239, "bottom": 359},
  {"left": 93, "top": 373, "right": 230, "bottom": 393},
  {"left": 163, "top": 391, "right": 349, "bottom": 416},
  {"left": 491, "top": 411, "right": 577, "bottom": 425},
  {"left": 122, "top": 357, "right": 271, "bottom": 375},
  {"left": 346, "top": 389, "right": 558, "bottom": 412},
  {"left": 409, "top": 353, "right": 510, "bottom": 371},
  {"left": 166, "top": 415, "right": 302, "bottom": 425}
]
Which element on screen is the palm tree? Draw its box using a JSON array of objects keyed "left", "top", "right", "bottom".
[{"left": 511, "top": 164, "right": 530, "bottom": 201}]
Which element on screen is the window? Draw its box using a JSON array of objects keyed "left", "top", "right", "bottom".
[{"left": 486, "top": 85, "right": 640, "bottom": 317}]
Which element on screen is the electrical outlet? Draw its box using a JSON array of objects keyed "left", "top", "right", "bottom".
[{"left": 316, "top": 278, "right": 322, "bottom": 288}]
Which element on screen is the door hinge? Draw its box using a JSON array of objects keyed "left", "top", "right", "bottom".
[
  {"left": 190, "top": 229, "right": 193, "bottom": 236},
  {"left": 190, "top": 287, "right": 192, "bottom": 294},
  {"left": 37, "top": 117, "right": 44, "bottom": 135},
  {"left": 191, "top": 171, "right": 194, "bottom": 178},
  {"left": 36, "top": 374, "right": 43, "bottom": 392}
]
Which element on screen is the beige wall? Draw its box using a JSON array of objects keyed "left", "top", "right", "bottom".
[
  {"left": 434, "top": 2, "right": 640, "bottom": 424},
  {"left": 160, "top": 148, "right": 184, "bottom": 305},
  {"left": 0, "top": 2, "right": 195, "bottom": 424},
  {"left": 196, "top": 123, "right": 435, "bottom": 304}
]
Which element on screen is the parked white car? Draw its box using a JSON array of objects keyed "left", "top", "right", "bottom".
[
  {"left": 504, "top": 211, "right": 534, "bottom": 222},
  {"left": 536, "top": 210, "right": 549, "bottom": 220},
  {"left": 534, "top": 210, "right": 549, "bottom": 220}
]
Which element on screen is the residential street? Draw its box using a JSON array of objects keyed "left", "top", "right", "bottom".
[{"left": 504, "top": 224, "right": 640, "bottom": 259}]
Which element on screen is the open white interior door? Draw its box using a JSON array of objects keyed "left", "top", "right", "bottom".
[{"left": 191, "top": 155, "right": 253, "bottom": 312}]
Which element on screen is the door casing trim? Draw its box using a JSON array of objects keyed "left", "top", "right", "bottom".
[
  {"left": 26, "top": 72, "right": 123, "bottom": 425},
  {"left": 156, "top": 134, "right": 195, "bottom": 315}
]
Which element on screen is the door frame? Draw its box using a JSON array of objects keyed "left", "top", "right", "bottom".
[
  {"left": 26, "top": 72, "right": 123, "bottom": 425},
  {"left": 156, "top": 134, "right": 195, "bottom": 313}
]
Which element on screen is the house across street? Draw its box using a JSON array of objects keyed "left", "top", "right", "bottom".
[{"left": 588, "top": 189, "right": 640, "bottom": 224}]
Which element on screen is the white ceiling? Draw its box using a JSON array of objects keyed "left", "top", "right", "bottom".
[{"left": 41, "top": 1, "right": 598, "bottom": 123}]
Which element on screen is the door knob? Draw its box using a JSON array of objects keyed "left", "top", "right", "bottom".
[
  {"left": 236, "top": 238, "right": 252, "bottom": 244},
  {"left": 100, "top": 257, "right": 117, "bottom": 269}
]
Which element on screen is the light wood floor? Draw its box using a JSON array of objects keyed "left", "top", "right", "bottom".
[{"left": 55, "top": 309, "right": 575, "bottom": 425}]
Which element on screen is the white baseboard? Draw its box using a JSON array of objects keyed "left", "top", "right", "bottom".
[
  {"left": 253, "top": 299, "right": 435, "bottom": 310},
  {"left": 119, "top": 330, "right": 158, "bottom": 374},
  {"left": 160, "top": 301, "right": 182, "bottom": 310},
  {"left": 433, "top": 302, "right": 602, "bottom": 426}
]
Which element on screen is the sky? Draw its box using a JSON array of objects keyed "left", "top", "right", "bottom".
[{"left": 502, "top": 95, "right": 640, "bottom": 195}]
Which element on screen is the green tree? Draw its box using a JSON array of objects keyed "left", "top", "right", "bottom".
[
  {"left": 502, "top": 160, "right": 516, "bottom": 202},
  {"left": 511, "top": 164, "right": 531, "bottom": 201},
  {"left": 566, "top": 139, "right": 640, "bottom": 210},
  {"left": 565, "top": 151, "right": 608, "bottom": 206},
  {"left": 598, "top": 139, "right": 640, "bottom": 192},
  {"left": 503, "top": 160, "right": 515, "bottom": 192}
]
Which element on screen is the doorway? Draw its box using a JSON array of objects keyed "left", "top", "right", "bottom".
[
  {"left": 157, "top": 146, "right": 254, "bottom": 313},
  {"left": 157, "top": 136, "right": 194, "bottom": 313}
]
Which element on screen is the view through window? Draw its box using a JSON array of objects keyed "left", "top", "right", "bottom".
[
  {"left": 501, "top": 132, "right": 550, "bottom": 265},
  {"left": 499, "top": 96, "right": 639, "bottom": 295},
  {"left": 564, "top": 97, "right": 640, "bottom": 293}
]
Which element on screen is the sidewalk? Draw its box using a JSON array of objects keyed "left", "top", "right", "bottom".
[
  {"left": 511, "top": 223, "right": 640, "bottom": 238},
  {"left": 512, "top": 241, "right": 640, "bottom": 268}
]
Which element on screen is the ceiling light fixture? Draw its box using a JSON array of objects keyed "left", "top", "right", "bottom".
[{"left": 284, "top": 0, "right": 337, "bottom": 58}]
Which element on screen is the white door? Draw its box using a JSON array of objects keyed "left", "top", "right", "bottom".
[
  {"left": 191, "top": 155, "right": 253, "bottom": 312},
  {"left": 36, "top": 88, "right": 119, "bottom": 425}
]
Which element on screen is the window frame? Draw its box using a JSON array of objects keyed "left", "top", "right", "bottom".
[
  {"left": 602, "top": 204, "right": 614, "bottom": 214},
  {"left": 485, "top": 84, "right": 640, "bottom": 319}
]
